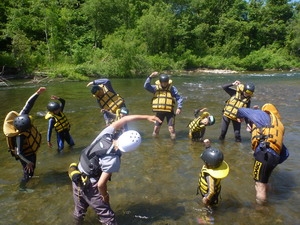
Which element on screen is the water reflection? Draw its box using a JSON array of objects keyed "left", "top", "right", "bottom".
[{"left": 0, "top": 72, "right": 299, "bottom": 224}]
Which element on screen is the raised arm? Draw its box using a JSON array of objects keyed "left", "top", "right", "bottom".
[
  {"left": 111, "top": 115, "right": 161, "bottom": 131},
  {"left": 19, "top": 87, "right": 46, "bottom": 115}
]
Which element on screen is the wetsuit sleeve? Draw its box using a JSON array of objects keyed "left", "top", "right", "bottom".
[
  {"left": 222, "top": 83, "right": 236, "bottom": 96},
  {"left": 15, "top": 135, "right": 32, "bottom": 164},
  {"left": 171, "top": 86, "right": 183, "bottom": 109},
  {"left": 144, "top": 77, "right": 156, "bottom": 93},
  {"left": 237, "top": 108, "right": 271, "bottom": 128},
  {"left": 46, "top": 118, "right": 55, "bottom": 142},
  {"left": 206, "top": 175, "right": 216, "bottom": 200},
  {"left": 201, "top": 112, "right": 210, "bottom": 118},
  {"left": 19, "top": 92, "right": 40, "bottom": 115},
  {"left": 58, "top": 98, "right": 66, "bottom": 112},
  {"left": 93, "top": 78, "right": 116, "bottom": 93}
]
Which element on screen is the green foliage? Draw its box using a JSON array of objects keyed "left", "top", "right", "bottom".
[
  {"left": 47, "top": 63, "right": 89, "bottom": 81},
  {"left": 241, "top": 47, "right": 294, "bottom": 71},
  {"left": 135, "top": 2, "right": 176, "bottom": 55},
  {"left": 96, "top": 28, "right": 150, "bottom": 78},
  {"left": 0, "top": 52, "right": 16, "bottom": 67},
  {"left": 286, "top": 10, "right": 300, "bottom": 57},
  {"left": 198, "top": 55, "right": 244, "bottom": 71},
  {"left": 0, "top": 0, "right": 300, "bottom": 79}
]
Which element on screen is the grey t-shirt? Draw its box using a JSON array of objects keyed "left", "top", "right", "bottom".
[{"left": 78, "top": 125, "right": 122, "bottom": 177}]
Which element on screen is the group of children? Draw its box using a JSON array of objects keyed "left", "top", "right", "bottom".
[{"left": 3, "top": 74, "right": 288, "bottom": 224}]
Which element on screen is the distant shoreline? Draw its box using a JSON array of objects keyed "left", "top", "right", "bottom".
[
  {"left": 193, "top": 69, "right": 238, "bottom": 74},
  {"left": 170, "top": 68, "right": 300, "bottom": 75}
]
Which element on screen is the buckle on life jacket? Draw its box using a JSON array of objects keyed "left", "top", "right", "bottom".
[{"left": 259, "top": 141, "right": 270, "bottom": 150}]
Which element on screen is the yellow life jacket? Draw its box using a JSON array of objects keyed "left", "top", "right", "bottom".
[
  {"left": 45, "top": 111, "right": 70, "bottom": 132},
  {"left": 18, "top": 126, "right": 42, "bottom": 156},
  {"left": 3, "top": 111, "right": 41, "bottom": 158},
  {"left": 198, "top": 166, "right": 221, "bottom": 197},
  {"left": 95, "top": 84, "right": 124, "bottom": 113},
  {"left": 251, "top": 111, "right": 284, "bottom": 154},
  {"left": 152, "top": 80, "right": 175, "bottom": 112},
  {"left": 223, "top": 84, "right": 251, "bottom": 120},
  {"left": 188, "top": 112, "right": 209, "bottom": 132},
  {"left": 7, "top": 126, "right": 41, "bottom": 158},
  {"left": 115, "top": 109, "right": 122, "bottom": 121}
]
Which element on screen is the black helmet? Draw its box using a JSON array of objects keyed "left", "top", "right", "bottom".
[
  {"left": 244, "top": 82, "right": 255, "bottom": 95},
  {"left": 13, "top": 114, "right": 31, "bottom": 132},
  {"left": 47, "top": 102, "right": 60, "bottom": 112},
  {"left": 91, "top": 85, "right": 101, "bottom": 94},
  {"left": 159, "top": 74, "right": 169, "bottom": 83},
  {"left": 200, "top": 147, "right": 224, "bottom": 168}
]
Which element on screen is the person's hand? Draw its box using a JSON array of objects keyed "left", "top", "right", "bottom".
[
  {"left": 232, "top": 80, "right": 241, "bottom": 86},
  {"left": 86, "top": 81, "right": 93, "bottom": 87},
  {"left": 246, "top": 124, "right": 252, "bottom": 132},
  {"left": 51, "top": 95, "right": 59, "bottom": 100},
  {"left": 149, "top": 71, "right": 159, "bottom": 78},
  {"left": 203, "top": 139, "right": 211, "bottom": 148},
  {"left": 25, "top": 162, "right": 34, "bottom": 173},
  {"left": 101, "top": 193, "right": 110, "bottom": 204},
  {"left": 36, "top": 87, "right": 46, "bottom": 94},
  {"left": 202, "top": 196, "right": 210, "bottom": 205},
  {"left": 236, "top": 118, "right": 244, "bottom": 123},
  {"left": 47, "top": 141, "right": 52, "bottom": 148},
  {"left": 148, "top": 115, "right": 162, "bottom": 123},
  {"left": 200, "top": 108, "right": 207, "bottom": 112},
  {"left": 175, "top": 108, "right": 181, "bottom": 115}
]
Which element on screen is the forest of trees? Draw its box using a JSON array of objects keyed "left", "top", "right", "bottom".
[{"left": 0, "top": 0, "right": 300, "bottom": 79}]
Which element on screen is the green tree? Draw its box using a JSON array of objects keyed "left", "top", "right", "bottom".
[
  {"left": 81, "top": 0, "right": 129, "bottom": 48},
  {"left": 286, "top": 7, "right": 300, "bottom": 57},
  {"left": 135, "top": 2, "right": 176, "bottom": 54}
]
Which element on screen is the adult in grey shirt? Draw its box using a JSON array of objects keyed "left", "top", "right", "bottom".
[{"left": 71, "top": 114, "right": 161, "bottom": 225}]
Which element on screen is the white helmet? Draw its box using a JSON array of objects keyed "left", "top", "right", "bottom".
[{"left": 117, "top": 130, "right": 141, "bottom": 153}]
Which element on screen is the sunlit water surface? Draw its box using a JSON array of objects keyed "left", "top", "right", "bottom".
[{"left": 0, "top": 71, "right": 299, "bottom": 225}]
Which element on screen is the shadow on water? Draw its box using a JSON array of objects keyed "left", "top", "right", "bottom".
[{"left": 115, "top": 201, "right": 186, "bottom": 225}]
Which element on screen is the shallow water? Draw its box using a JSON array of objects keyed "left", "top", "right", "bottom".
[{"left": 0, "top": 71, "right": 299, "bottom": 225}]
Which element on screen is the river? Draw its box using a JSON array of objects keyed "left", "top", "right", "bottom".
[{"left": 0, "top": 71, "right": 299, "bottom": 225}]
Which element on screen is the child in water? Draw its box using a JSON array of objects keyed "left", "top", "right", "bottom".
[
  {"left": 101, "top": 107, "right": 129, "bottom": 138},
  {"left": 197, "top": 144, "right": 229, "bottom": 207},
  {"left": 45, "top": 95, "right": 75, "bottom": 153},
  {"left": 188, "top": 108, "right": 215, "bottom": 141}
]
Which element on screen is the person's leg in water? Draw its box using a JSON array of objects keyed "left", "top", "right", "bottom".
[
  {"left": 255, "top": 181, "right": 268, "bottom": 205},
  {"left": 64, "top": 130, "right": 75, "bottom": 148},
  {"left": 57, "top": 132, "right": 64, "bottom": 152},
  {"left": 19, "top": 154, "right": 36, "bottom": 192},
  {"left": 219, "top": 116, "right": 230, "bottom": 141},
  {"left": 152, "top": 112, "right": 164, "bottom": 137},
  {"left": 166, "top": 112, "right": 176, "bottom": 140},
  {"left": 253, "top": 150, "right": 279, "bottom": 205}
]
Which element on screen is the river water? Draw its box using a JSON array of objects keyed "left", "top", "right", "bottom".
[{"left": 0, "top": 71, "right": 299, "bottom": 225}]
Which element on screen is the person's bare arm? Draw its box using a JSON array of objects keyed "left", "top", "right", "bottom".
[
  {"left": 111, "top": 115, "right": 162, "bottom": 130},
  {"left": 97, "top": 172, "right": 111, "bottom": 204}
]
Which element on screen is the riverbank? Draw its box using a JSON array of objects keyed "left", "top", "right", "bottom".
[{"left": 2, "top": 67, "right": 299, "bottom": 87}]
